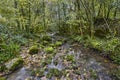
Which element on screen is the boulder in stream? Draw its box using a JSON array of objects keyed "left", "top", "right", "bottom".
[
  {"left": 28, "top": 45, "right": 39, "bottom": 55},
  {"left": 5, "top": 58, "right": 23, "bottom": 71},
  {"left": 44, "top": 47, "right": 54, "bottom": 53}
]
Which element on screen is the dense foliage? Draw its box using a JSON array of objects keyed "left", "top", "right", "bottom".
[{"left": 0, "top": 0, "right": 120, "bottom": 65}]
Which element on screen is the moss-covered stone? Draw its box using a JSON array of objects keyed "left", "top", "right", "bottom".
[
  {"left": 0, "top": 77, "right": 6, "bottom": 80},
  {"left": 55, "top": 41, "right": 62, "bottom": 47},
  {"left": 65, "top": 55, "right": 75, "bottom": 62},
  {"left": 5, "top": 58, "right": 23, "bottom": 71},
  {"left": 46, "top": 68, "right": 63, "bottom": 78},
  {"left": 44, "top": 47, "right": 54, "bottom": 53},
  {"left": 29, "top": 45, "right": 39, "bottom": 55},
  {"left": 41, "top": 55, "right": 52, "bottom": 67},
  {"left": 31, "top": 69, "right": 44, "bottom": 77}
]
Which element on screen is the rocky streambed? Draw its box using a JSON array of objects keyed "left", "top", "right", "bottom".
[{"left": 3, "top": 42, "right": 119, "bottom": 80}]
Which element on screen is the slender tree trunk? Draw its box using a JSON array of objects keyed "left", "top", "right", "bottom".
[
  {"left": 57, "top": 1, "right": 61, "bottom": 30},
  {"left": 14, "top": 0, "right": 20, "bottom": 31},
  {"left": 43, "top": 0, "right": 46, "bottom": 29}
]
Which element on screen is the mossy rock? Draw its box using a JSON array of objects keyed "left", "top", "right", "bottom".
[
  {"left": 55, "top": 41, "right": 62, "bottom": 47},
  {"left": 65, "top": 55, "right": 75, "bottom": 62},
  {"left": 31, "top": 69, "right": 44, "bottom": 77},
  {"left": 0, "top": 77, "right": 6, "bottom": 80},
  {"left": 41, "top": 55, "right": 52, "bottom": 67},
  {"left": 5, "top": 58, "right": 23, "bottom": 71},
  {"left": 44, "top": 47, "right": 54, "bottom": 53},
  {"left": 29, "top": 45, "right": 39, "bottom": 55},
  {"left": 41, "top": 61, "right": 50, "bottom": 67},
  {"left": 46, "top": 68, "right": 63, "bottom": 78},
  {"left": 43, "top": 59, "right": 52, "bottom": 66}
]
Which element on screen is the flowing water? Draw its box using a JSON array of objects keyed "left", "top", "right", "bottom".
[{"left": 5, "top": 36, "right": 119, "bottom": 80}]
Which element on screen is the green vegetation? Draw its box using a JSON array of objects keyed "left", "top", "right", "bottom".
[
  {"left": 46, "top": 68, "right": 63, "bottom": 78},
  {"left": 28, "top": 45, "right": 39, "bottom": 55},
  {"left": 41, "top": 54, "right": 53, "bottom": 67},
  {"left": 31, "top": 69, "right": 44, "bottom": 77},
  {"left": 0, "top": 42, "right": 20, "bottom": 64},
  {"left": 44, "top": 47, "right": 54, "bottom": 53},
  {"left": 0, "top": 65, "right": 7, "bottom": 72},
  {"left": 111, "top": 68, "right": 120, "bottom": 79},
  {"left": 65, "top": 55, "right": 75, "bottom": 62},
  {"left": 5, "top": 58, "right": 23, "bottom": 71},
  {"left": 74, "top": 36, "right": 120, "bottom": 64},
  {"left": 0, "top": 77, "right": 6, "bottom": 80},
  {"left": 0, "top": 0, "right": 120, "bottom": 79},
  {"left": 55, "top": 41, "right": 62, "bottom": 47}
]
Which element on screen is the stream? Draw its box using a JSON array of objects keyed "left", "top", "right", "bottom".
[{"left": 5, "top": 35, "right": 119, "bottom": 80}]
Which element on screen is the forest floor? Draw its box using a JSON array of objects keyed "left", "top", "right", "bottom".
[{"left": 4, "top": 35, "right": 120, "bottom": 80}]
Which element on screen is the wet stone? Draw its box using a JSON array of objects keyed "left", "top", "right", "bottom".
[{"left": 5, "top": 58, "right": 23, "bottom": 71}]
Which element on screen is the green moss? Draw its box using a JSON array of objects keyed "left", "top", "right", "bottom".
[
  {"left": 46, "top": 68, "right": 63, "bottom": 78},
  {"left": 41, "top": 60, "right": 51, "bottom": 67},
  {"left": 29, "top": 45, "right": 39, "bottom": 54},
  {"left": 55, "top": 41, "right": 62, "bottom": 47},
  {"left": 65, "top": 55, "right": 75, "bottom": 62},
  {"left": 5, "top": 58, "right": 24, "bottom": 71},
  {"left": 44, "top": 47, "right": 54, "bottom": 53},
  {"left": 0, "top": 77, "right": 6, "bottom": 80},
  {"left": 31, "top": 69, "right": 44, "bottom": 77},
  {"left": 41, "top": 55, "right": 52, "bottom": 67}
]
